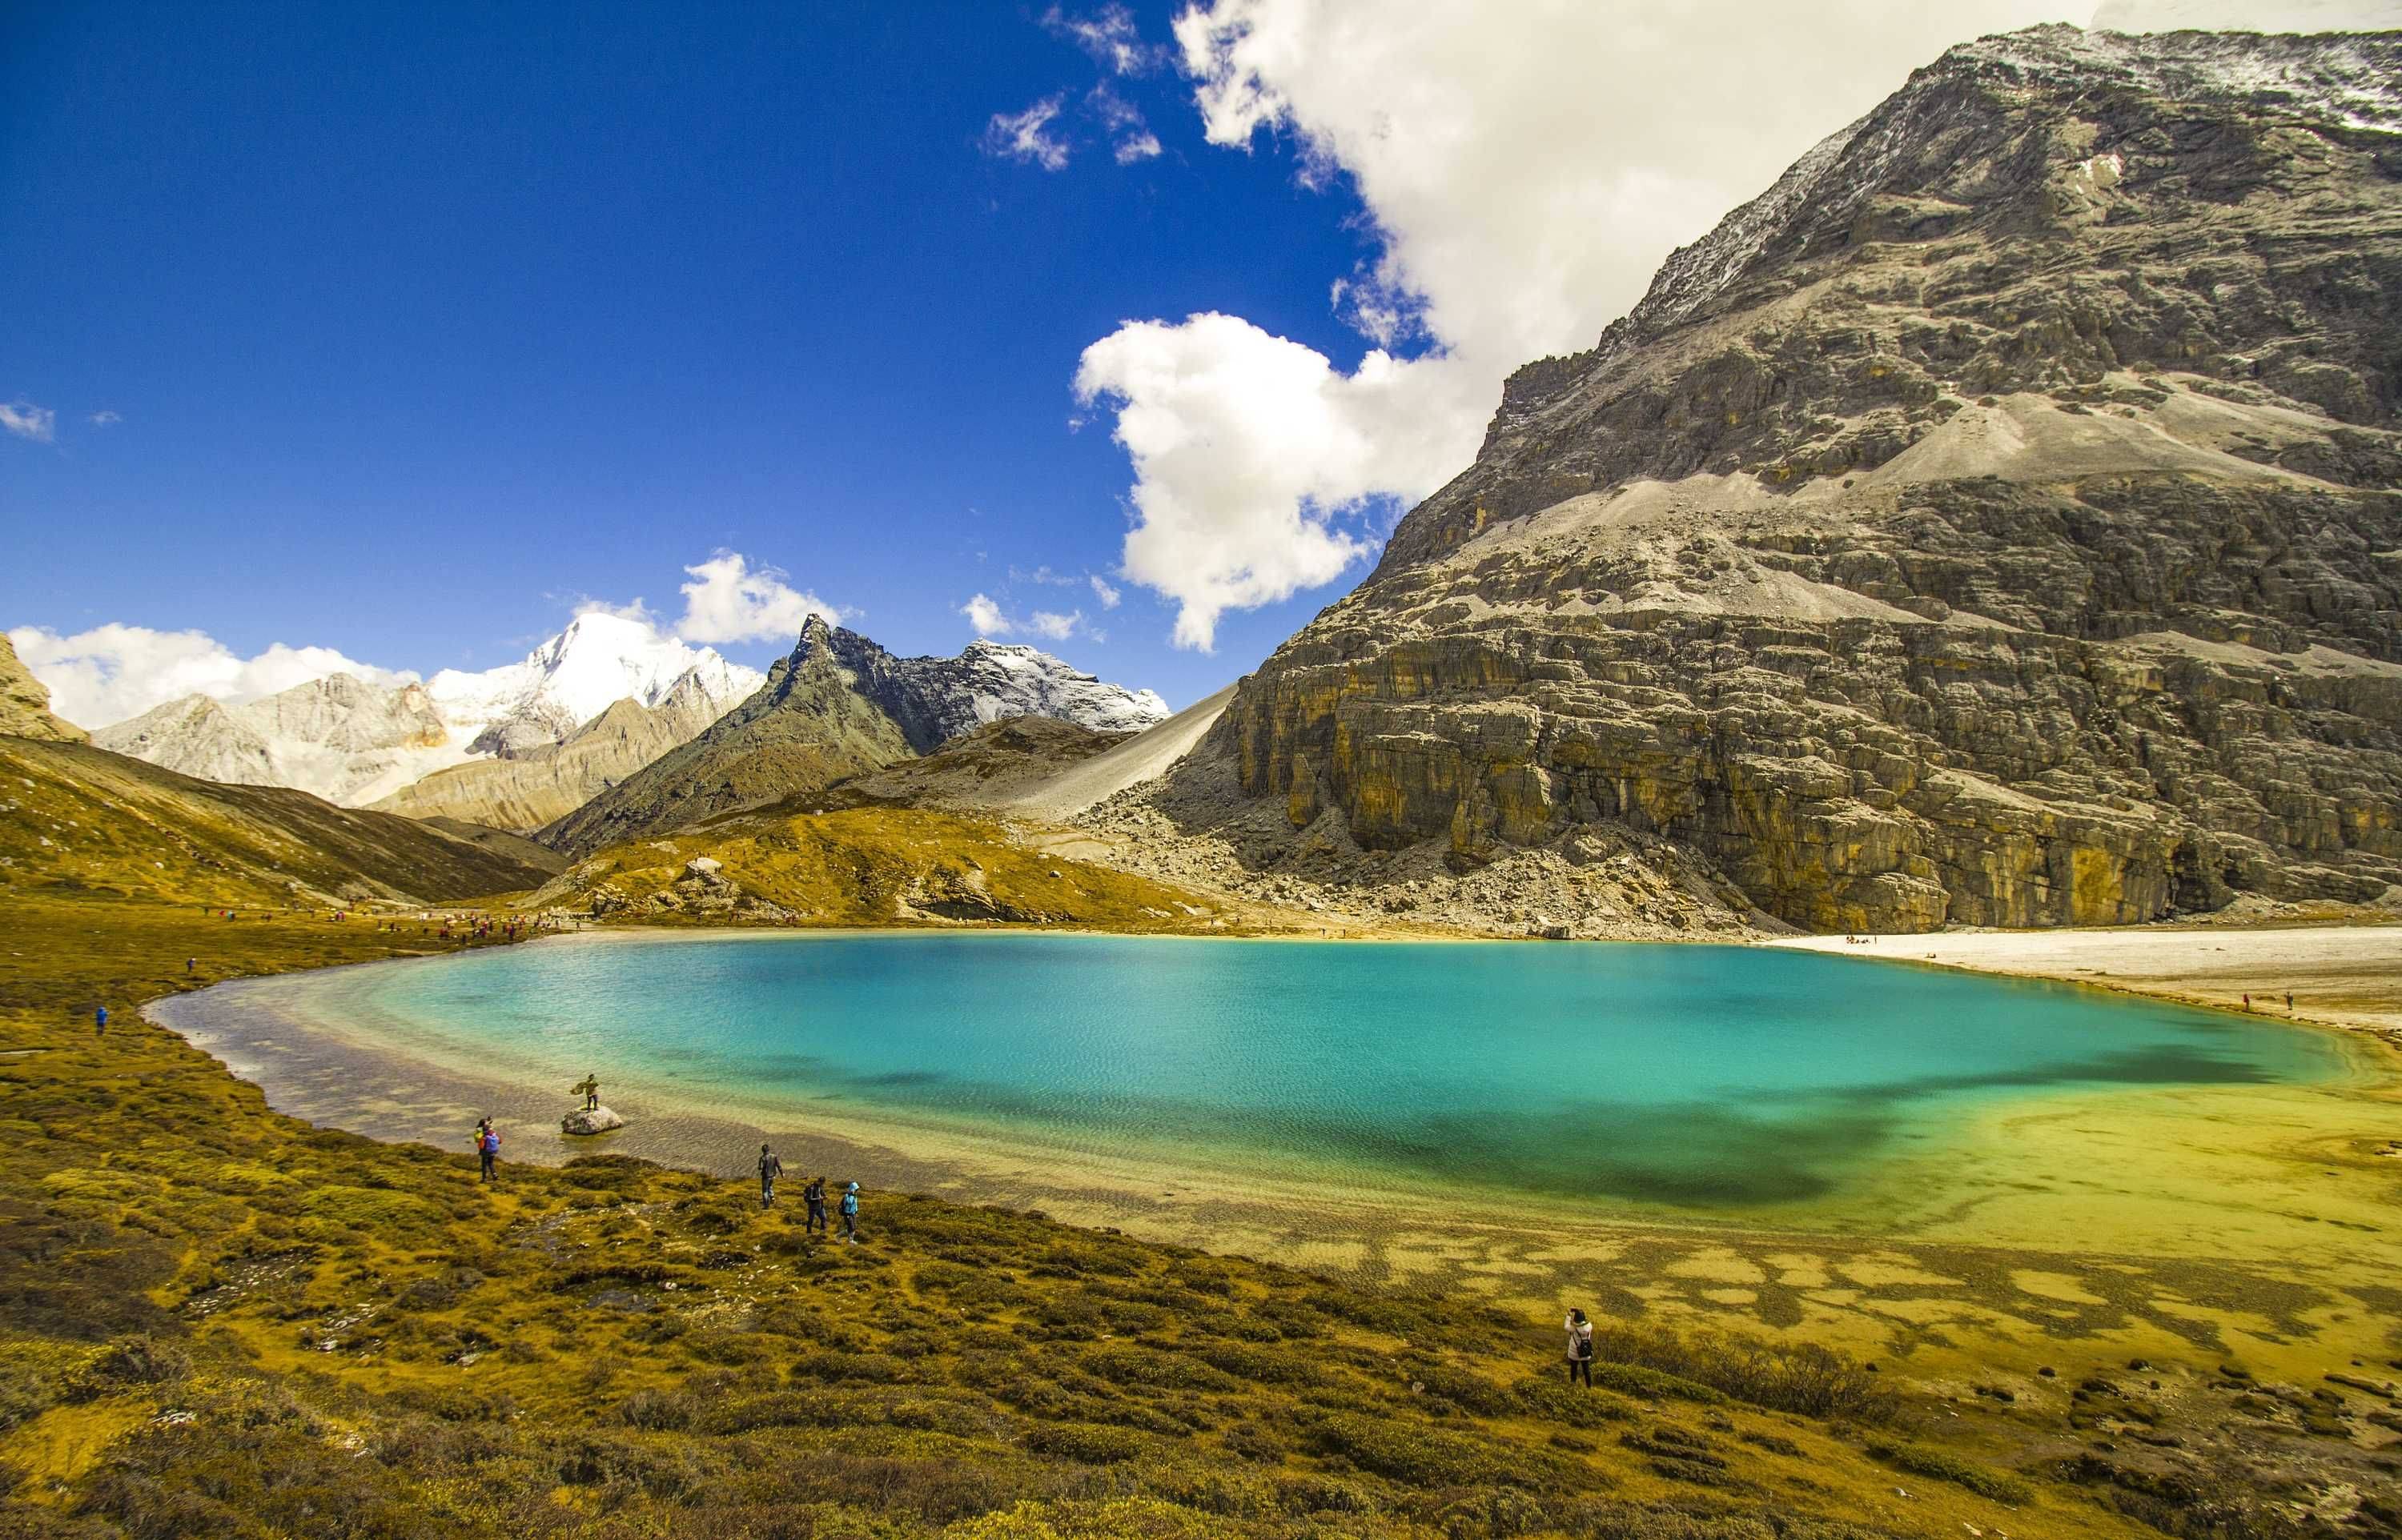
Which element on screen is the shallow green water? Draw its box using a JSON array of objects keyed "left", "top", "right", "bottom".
[{"left": 200, "top": 932, "right": 2343, "bottom": 1211}]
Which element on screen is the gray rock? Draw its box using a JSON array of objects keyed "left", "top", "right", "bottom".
[{"left": 561, "top": 1105, "right": 625, "bottom": 1136}]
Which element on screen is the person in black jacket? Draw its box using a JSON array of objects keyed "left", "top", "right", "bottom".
[{"left": 757, "top": 1143, "right": 783, "bottom": 1209}]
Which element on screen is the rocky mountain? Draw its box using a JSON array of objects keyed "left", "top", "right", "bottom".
[
  {"left": 0, "top": 736, "right": 556, "bottom": 907},
  {"left": 539, "top": 616, "right": 1172, "bottom": 856},
  {"left": 1143, "top": 25, "right": 2402, "bottom": 935},
  {"left": 93, "top": 677, "right": 456, "bottom": 805},
  {"left": 82, "top": 613, "right": 761, "bottom": 808},
  {"left": 0, "top": 632, "right": 89, "bottom": 743},
  {"left": 368, "top": 671, "right": 735, "bottom": 832},
  {"left": 820, "top": 628, "right": 1170, "bottom": 752},
  {"left": 540, "top": 616, "right": 915, "bottom": 856}
]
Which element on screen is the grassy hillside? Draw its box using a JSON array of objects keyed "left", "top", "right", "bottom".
[
  {"left": 0, "top": 894, "right": 2208, "bottom": 1540},
  {"left": 526, "top": 806, "right": 1256, "bottom": 932},
  {"left": 0, "top": 738, "right": 555, "bottom": 908}
]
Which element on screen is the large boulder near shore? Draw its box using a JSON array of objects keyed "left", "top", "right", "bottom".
[{"left": 562, "top": 1105, "right": 625, "bottom": 1136}]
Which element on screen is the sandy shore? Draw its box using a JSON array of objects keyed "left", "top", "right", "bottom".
[{"left": 1771, "top": 923, "right": 2402, "bottom": 1049}]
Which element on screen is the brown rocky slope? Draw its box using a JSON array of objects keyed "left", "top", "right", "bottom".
[
  {"left": 1140, "top": 25, "right": 2402, "bottom": 935},
  {"left": 0, "top": 632, "right": 85, "bottom": 743}
]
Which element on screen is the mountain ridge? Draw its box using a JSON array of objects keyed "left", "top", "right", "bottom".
[
  {"left": 1139, "top": 22, "right": 2402, "bottom": 935},
  {"left": 537, "top": 616, "right": 1175, "bottom": 856},
  {"left": 81, "top": 614, "right": 762, "bottom": 808}
]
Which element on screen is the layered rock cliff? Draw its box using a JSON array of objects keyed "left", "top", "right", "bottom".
[{"left": 1160, "top": 25, "right": 2402, "bottom": 933}]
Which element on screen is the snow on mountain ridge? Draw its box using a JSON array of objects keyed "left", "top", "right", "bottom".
[
  {"left": 91, "top": 615, "right": 765, "bottom": 805},
  {"left": 427, "top": 612, "right": 761, "bottom": 753}
]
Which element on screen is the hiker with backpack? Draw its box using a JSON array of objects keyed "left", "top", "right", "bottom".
[
  {"left": 473, "top": 1118, "right": 502, "bottom": 1183},
  {"left": 839, "top": 1181, "right": 861, "bottom": 1242},
  {"left": 803, "top": 1176, "right": 829, "bottom": 1234},
  {"left": 757, "top": 1143, "right": 783, "bottom": 1209},
  {"left": 1565, "top": 1307, "right": 1594, "bottom": 1386}
]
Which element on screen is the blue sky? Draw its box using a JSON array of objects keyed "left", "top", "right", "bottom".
[{"left": 2, "top": 0, "right": 2107, "bottom": 725}]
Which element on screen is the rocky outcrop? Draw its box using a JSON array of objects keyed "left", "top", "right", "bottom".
[
  {"left": 0, "top": 633, "right": 86, "bottom": 743},
  {"left": 1161, "top": 26, "right": 2402, "bottom": 933},
  {"left": 814, "top": 626, "right": 1169, "bottom": 752},
  {"left": 561, "top": 1105, "right": 625, "bottom": 1136}
]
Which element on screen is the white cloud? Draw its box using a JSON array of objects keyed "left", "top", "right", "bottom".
[
  {"left": 2093, "top": 0, "right": 2400, "bottom": 28},
  {"left": 9, "top": 623, "right": 417, "bottom": 730},
  {"left": 1089, "top": 84, "right": 1164, "bottom": 163},
  {"left": 574, "top": 595, "right": 661, "bottom": 627},
  {"left": 672, "top": 551, "right": 838, "bottom": 645},
  {"left": 1, "top": 402, "right": 56, "bottom": 443},
  {"left": 1076, "top": 0, "right": 2084, "bottom": 647},
  {"left": 961, "top": 593, "right": 1086, "bottom": 644},
  {"left": 1089, "top": 575, "right": 1121, "bottom": 608},
  {"left": 983, "top": 96, "right": 1073, "bottom": 170},
  {"left": 1074, "top": 311, "right": 1486, "bottom": 649},
  {"left": 1043, "top": 3, "right": 1167, "bottom": 74},
  {"left": 87, "top": 409, "right": 122, "bottom": 427},
  {"left": 962, "top": 593, "right": 1011, "bottom": 637}
]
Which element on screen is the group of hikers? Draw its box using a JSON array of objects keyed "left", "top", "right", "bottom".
[
  {"left": 758, "top": 1143, "right": 861, "bottom": 1240},
  {"left": 463, "top": 1121, "right": 861, "bottom": 1241}
]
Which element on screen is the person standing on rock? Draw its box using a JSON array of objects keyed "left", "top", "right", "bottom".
[
  {"left": 1565, "top": 1307, "right": 1595, "bottom": 1387},
  {"left": 474, "top": 1118, "right": 501, "bottom": 1183},
  {"left": 803, "top": 1175, "right": 829, "bottom": 1234},
  {"left": 757, "top": 1143, "right": 782, "bottom": 1209},
  {"left": 839, "top": 1181, "right": 861, "bottom": 1243}
]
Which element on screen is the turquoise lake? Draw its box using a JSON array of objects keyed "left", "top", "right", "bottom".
[{"left": 193, "top": 932, "right": 2345, "bottom": 1212}]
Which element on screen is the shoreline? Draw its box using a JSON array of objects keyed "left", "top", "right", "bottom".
[
  {"left": 139, "top": 918, "right": 2402, "bottom": 1395},
  {"left": 1767, "top": 924, "right": 2402, "bottom": 1053}
]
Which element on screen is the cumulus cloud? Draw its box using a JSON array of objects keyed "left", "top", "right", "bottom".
[
  {"left": 1, "top": 401, "right": 56, "bottom": 443},
  {"left": 1076, "top": 0, "right": 2083, "bottom": 646},
  {"left": 2093, "top": 0, "right": 2398, "bottom": 28},
  {"left": 982, "top": 96, "right": 1072, "bottom": 170},
  {"left": 1089, "top": 575, "right": 1121, "bottom": 608},
  {"left": 672, "top": 551, "right": 838, "bottom": 645},
  {"left": 9, "top": 623, "right": 418, "bottom": 730},
  {"left": 1074, "top": 311, "right": 1487, "bottom": 649},
  {"left": 961, "top": 594, "right": 1010, "bottom": 637},
  {"left": 1043, "top": 3, "right": 1167, "bottom": 74},
  {"left": 1114, "top": 130, "right": 1163, "bottom": 165},
  {"left": 960, "top": 593, "right": 1086, "bottom": 644},
  {"left": 573, "top": 596, "right": 661, "bottom": 627}
]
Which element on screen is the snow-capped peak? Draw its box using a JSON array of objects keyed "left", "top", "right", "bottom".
[{"left": 428, "top": 614, "right": 763, "bottom": 752}]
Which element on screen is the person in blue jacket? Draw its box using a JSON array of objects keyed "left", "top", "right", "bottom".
[{"left": 839, "top": 1181, "right": 861, "bottom": 1242}]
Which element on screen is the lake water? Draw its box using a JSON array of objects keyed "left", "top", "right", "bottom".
[{"left": 171, "top": 931, "right": 2344, "bottom": 1215}]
